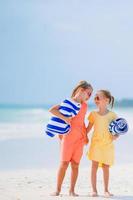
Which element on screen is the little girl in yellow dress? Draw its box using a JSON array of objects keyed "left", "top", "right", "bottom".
[{"left": 86, "top": 90, "right": 119, "bottom": 198}]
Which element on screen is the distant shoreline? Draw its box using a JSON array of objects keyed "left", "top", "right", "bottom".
[{"left": 0, "top": 99, "right": 133, "bottom": 109}]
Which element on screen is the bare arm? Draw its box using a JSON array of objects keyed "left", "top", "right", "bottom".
[
  {"left": 86, "top": 122, "right": 93, "bottom": 134},
  {"left": 83, "top": 122, "right": 94, "bottom": 145},
  {"left": 49, "top": 104, "right": 72, "bottom": 124}
]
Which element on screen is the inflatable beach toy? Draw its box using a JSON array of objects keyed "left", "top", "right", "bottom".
[
  {"left": 45, "top": 99, "right": 81, "bottom": 137},
  {"left": 109, "top": 118, "right": 128, "bottom": 136}
]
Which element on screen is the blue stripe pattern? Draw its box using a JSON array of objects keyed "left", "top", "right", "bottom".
[
  {"left": 59, "top": 106, "right": 77, "bottom": 116},
  {"left": 51, "top": 117, "right": 66, "bottom": 124},
  {"left": 45, "top": 98, "right": 81, "bottom": 137},
  {"left": 63, "top": 99, "right": 80, "bottom": 111},
  {"left": 109, "top": 118, "right": 128, "bottom": 136}
]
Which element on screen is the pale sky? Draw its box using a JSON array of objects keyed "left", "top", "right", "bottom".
[{"left": 0, "top": 0, "right": 133, "bottom": 104}]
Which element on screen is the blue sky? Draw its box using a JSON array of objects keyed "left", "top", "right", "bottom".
[{"left": 0, "top": 0, "right": 133, "bottom": 104}]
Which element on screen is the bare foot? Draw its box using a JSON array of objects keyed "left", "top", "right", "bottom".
[
  {"left": 104, "top": 191, "right": 114, "bottom": 198},
  {"left": 50, "top": 191, "right": 60, "bottom": 196},
  {"left": 69, "top": 191, "right": 79, "bottom": 197},
  {"left": 91, "top": 191, "right": 98, "bottom": 197}
]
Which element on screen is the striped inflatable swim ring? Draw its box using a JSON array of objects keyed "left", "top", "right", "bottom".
[
  {"left": 109, "top": 118, "right": 128, "bottom": 136},
  {"left": 45, "top": 99, "right": 81, "bottom": 137}
]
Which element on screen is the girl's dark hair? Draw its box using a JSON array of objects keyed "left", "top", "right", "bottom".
[
  {"left": 100, "top": 90, "right": 115, "bottom": 108},
  {"left": 71, "top": 80, "right": 93, "bottom": 98}
]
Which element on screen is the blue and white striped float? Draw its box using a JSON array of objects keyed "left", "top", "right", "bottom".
[
  {"left": 109, "top": 118, "right": 128, "bottom": 136},
  {"left": 45, "top": 99, "right": 81, "bottom": 137}
]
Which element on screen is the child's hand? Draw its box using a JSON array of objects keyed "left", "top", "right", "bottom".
[
  {"left": 112, "top": 135, "right": 119, "bottom": 140},
  {"left": 58, "top": 135, "right": 63, "bottom": 140},
  {"left": 84, "top": 136, "right": 89, "bottom": 145},
  {"left": 63, "top": 117, "right": 72, "bottom": 125}
]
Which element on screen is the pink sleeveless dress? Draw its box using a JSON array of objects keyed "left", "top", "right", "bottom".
[{"left": 60, "top": 102, "right": 87, "bottom": 163}]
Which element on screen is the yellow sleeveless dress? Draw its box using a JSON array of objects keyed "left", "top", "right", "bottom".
[{"left": 87, "top": 111, "right": 117, "bottom": 166}]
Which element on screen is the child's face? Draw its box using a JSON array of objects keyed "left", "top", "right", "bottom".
[
  {"left": 94, "top": 91, "right": 109, "bottom": 108},
  {"left": 79, "top": 88, "right": 93, "bottom": 102}
]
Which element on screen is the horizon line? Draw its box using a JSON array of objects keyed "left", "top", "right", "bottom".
[{"left": 0, "top": 98, "right": 133, "bottom": 108}]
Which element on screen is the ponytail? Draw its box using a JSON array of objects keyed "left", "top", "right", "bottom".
[
  {"left": 111, "top": 96, "right": 115, "bottom": 108},
  {"left": 100, "top": 90, "right": 115, "bottom": 109}
]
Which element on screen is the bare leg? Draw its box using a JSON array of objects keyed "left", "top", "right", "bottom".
[
  {"left": 69, "top": 160, "right": 79, "bottom": 196},
  {"left": 51, "top": 161, "right": 69, "bottom": 196},
  {"left": 102, "top": 164, "right": 113, "bottom": 197},
  {"left": 91, "top": 161, "right": 99, "bottom": 196}
]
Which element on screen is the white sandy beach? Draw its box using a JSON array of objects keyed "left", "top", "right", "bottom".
[
  {"left": 0, "top": 107, "right": 132, "bottom": 200},
  {"left": 0, "top": 164, "right": 133, "bottom": 200}
]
